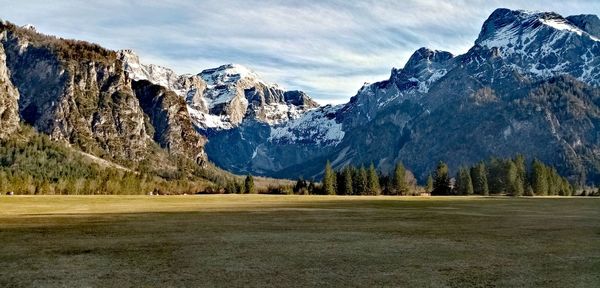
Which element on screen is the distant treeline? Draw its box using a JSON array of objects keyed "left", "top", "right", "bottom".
[
  {"left": 431, "top": 155, "right": 575, "bottom": 196},
  {"left": 285, "top": 156, "right": 597, "bottom": 197}
]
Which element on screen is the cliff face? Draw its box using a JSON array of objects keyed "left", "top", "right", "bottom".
[
  {"left": 0, "top": 22, "right": 206, "bottom": 167},
  {"left": 132, "top": 80, "right": 207, "bottom": 165},
  {"left": 0, "top": 41, "right": 20, "bottom": 139}
]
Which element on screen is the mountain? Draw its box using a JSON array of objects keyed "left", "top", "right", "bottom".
[
  {"left": 118, "top": 50, "right": 318, "bottom": 131},
  {"left": 203, "top": 9, "right": 600, "bottom": 184},
  {"left": 0, "top": 21, "right": 207, "bottom": 175},
  {"left": 3, "top": 8, "right": 600, "bottom": 185}
]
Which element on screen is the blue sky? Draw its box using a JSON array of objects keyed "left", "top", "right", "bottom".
[{"left": 2, "top": 1, "right": 599, "bottom": 104}]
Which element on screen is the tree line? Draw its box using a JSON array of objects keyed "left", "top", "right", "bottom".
[
  {"left": 431, "top": 155, "right": 575, "bottom": 196},
  {"left": 318, "top": 161, "right": 418, "bottom": 196},
  {"left": 312, "top": 156, "right": 589, "bottom": 197}
]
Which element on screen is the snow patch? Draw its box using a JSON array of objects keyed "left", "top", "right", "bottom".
[{"left": 269, "top": 105, "right": 345, "bottom": 146}]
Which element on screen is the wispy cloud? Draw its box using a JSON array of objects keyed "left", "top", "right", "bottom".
[{"left": 2, "top": 0, "right": 599, "bottom": 104}]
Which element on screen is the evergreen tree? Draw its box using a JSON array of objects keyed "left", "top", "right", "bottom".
[
  {"left": 340, "top": 167, "right": 354, "bottom": 195},
  {"left": 432, "top": 161, "right": 451, "bottom": 195},
  {"left": 244, "top": 174, "right": 255, "bottom": 194},
  {"left": 505, "top": 160, "right": 523, "bottom": 196},
  {"left": 487, "top": 158, "right": 505, "bottom": 194},
  {"left": 514, "top": 154, "right": 527, "bottom": 195},
  {"left": 367, "top": 163, "right": 381, "bottom": 195},
  {"left": 547, "top": 167, "right": 559, "bottom": 196},
  {"left": 531, "top": 159, "right": 548, "bottom": 196},
  {"left": 470, "top": 162, "right": 489, "bottom": 196},
  {"left": 393, "top": 162, "right": 409, "bottom": 195},
  {"left": 354, "top": 166, "right": 368, "bottom": 195},
  {"left": 456, "top": 167, "right": 474, "bottom": 195},
  {"left": 323, "top": 161, "right": 336, "bottom": 195}
]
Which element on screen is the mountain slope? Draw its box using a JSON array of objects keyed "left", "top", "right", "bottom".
[
  {"left": 0, "top": 21, "right": 207, "bottom": 175},
  {"left": 203, "top": 9, "right": 600, "bottom": 184}
]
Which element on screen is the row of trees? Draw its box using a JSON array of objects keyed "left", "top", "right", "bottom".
[
  {"left": 431, "top": 155, "right": 574, "bottom": 196},
  {"left": 321, "top": 161, "right": 418, "bottom": 196}
]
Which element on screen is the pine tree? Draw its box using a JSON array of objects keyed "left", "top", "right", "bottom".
[
  {"left": 456, "top": 167, "right": 474, "bottom": 195},
  {"left": 426, "top": 174, "right": 433, "bottom": 193},
  {"left": 432, "top": 161, "right": 451, "bottom": 195},
  {"left": 487, "top": 158, "right": 505, "bottom": 194},
  {"left": 367, "top": 163, "right": 381, "bottom": 195},
  {"left": 470, "top": 162, "right": 489, "bottom": 196},
  {"left": 393, "top": 162, "right": 409, "bottom": 195},
  {"left": 340, "top": 167, "right": 354, "bottom": 195},
  {"left": 531, "top": 159, "right": 548, "bottom": 196},
  {"left": 514, "top": 155, "right": 527, "bottom": 195},
  {"left": 244, "top": 174, "right": 255, "bottom": 194},
  {"left": 354, "top": 166, "right": 368, "bottom": 195},
  {"left": 505, "top": 160, "right": 522, "bottom": 196},
  {"left": 323, "top": 161, "right": 336, "bottom": 195}
]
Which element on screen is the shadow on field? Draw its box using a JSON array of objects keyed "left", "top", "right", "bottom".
[{"left": 0, "top": 196, "right": 599, "bottom": 287}]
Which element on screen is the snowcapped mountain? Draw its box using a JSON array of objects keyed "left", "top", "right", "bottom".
[
  {"left": 205, "top": 8, "right": 600, "bottom": 183},
  {"left": 475, "top": 9, "right": 600, "bottom": 85},
  {"left": 118, "top": 51, "right": 319, "bottom": 131},
  {"left": 112, "top": 8, "right": 600, "bottom": 183}
]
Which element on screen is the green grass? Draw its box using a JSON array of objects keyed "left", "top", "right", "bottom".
[{"left": 0, "top": 195, "right": 599, "bottom": 287}]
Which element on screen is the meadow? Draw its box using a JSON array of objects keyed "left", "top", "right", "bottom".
[{"left": 0, "top": 195, "right": 598, "bottom": 287}]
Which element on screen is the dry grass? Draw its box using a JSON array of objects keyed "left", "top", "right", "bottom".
[{"left": 0, "top": 195, "right": 599, "bottom": 287}]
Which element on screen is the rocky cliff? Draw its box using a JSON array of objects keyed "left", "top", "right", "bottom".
[
  {"left": 0, "top": 41, "right": 20, "bottom": 138},
  {"left": 118, "top": 51, "right": 319, "bottom": 131},
  {"left": 0, "top": 21, "right": 206, "bottom": 168}
]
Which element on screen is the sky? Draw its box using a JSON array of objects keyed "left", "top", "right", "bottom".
[{"left": 2, "top": 1, "right": 599, "bottom": 104}]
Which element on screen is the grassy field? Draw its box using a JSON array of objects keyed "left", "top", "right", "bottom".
[{"left": 0, "top": 195, "right": 598, "bottom": 287}]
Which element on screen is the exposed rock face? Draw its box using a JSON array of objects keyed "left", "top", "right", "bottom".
[
  {"left": 132, "top": 80, "right": 207, "bottom": 165},
  {"left": 0, "top": 22, "right": 206, "bottom": 167},
  {"left": 118, "top": 51, "right": 319, "bottom": 131},
  {"left": 0, "top": 24, "right": 148, "bottom": 162},
  {"left": 566, "top": 14, "right": 600, "bottom": 38},
  {"left": 0, "top": 41, "right": 20, "bottom": 138}
]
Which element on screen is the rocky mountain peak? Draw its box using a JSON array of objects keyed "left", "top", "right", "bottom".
[
  {"left": 476, "top": 8, "right": 599, "bottom": 48},
  {"left": 117, "top": 49, "right": 181, "bottom": 91},
  {"left": 403, "top": 47, "right": 453, "bottom": 74},
  {"left": 566, "top": 14, "right": 600, "bottom": 38},
  {"left": 200, "top": 63, "right": 268, "bottom": 87}
]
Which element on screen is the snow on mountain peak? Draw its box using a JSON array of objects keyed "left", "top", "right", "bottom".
[
  {"left": 199, "top": 63, "right": 275, "bottom": 88},
  {"left": 477, "top": 8, "right": 599, "bottom": 50},
  {"left": 117, "top": 49, "right": 181, "bottom": 90},
  {"left": 117, "top": 50, "right": 319, "bottom": 132}
]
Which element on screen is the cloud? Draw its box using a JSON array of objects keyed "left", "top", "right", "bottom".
[{"left": 1, "top": 0, "right": 599, "bottom": 104}]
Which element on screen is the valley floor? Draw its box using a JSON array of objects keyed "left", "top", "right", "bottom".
[{"left": 0, "top": 195, "right": 599, "bottom": 287}]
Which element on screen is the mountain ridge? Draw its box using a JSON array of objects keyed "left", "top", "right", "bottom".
[{"left": 2, "top": 8, "right": 600, "bottom": 185}]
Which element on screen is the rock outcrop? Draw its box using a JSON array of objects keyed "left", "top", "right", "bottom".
[{"left": 0, "top": 40, "right": 20, "bottom": 139}]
